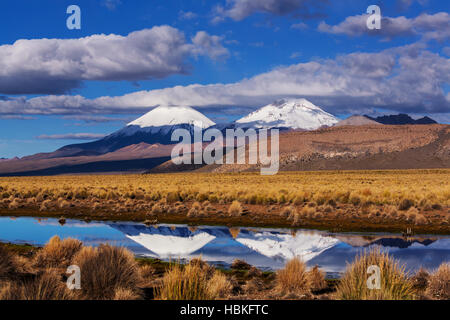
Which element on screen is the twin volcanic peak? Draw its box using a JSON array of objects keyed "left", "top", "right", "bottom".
[
  {"left": 235, "top": 98, "right": 339, "bottom": 130},
  {"left": 55, "top": 99, "right": 339, "bottom": 157},
  {"left": 125, "top": 98, "right": 338, "bottom": 132}
]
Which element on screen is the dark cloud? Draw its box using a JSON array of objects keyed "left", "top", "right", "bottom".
[
  {"left": 61, "top": 115, "right": 133, "bottom": 123},
  {"left": 212, "top": 0, "right": 328, "bottom": 23},
  {"left": 37, "top": 133, "right": 107, "bottom": 140},
  {"left": 318, "top": 12, "right": 449, "bottom": 41}
]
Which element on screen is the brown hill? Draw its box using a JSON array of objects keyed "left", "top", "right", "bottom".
[
  {"left": 0, "top": 143, "right": 173, "bottom": 176},
  {"left": 335, "top": 115, "right": 381, "bottom": 126},
  {"left": 1, "top": 124, "right": 449, "bottom": 176},
  {"left": 151, "top": 124, "right": 450, "bottom": 173}
]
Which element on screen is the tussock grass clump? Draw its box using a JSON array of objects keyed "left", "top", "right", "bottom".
[
  {"left": 34, "top": 236, "right": 82, "bottom": 268},
  {"left": 385, "top": 205, "right": 398, "bottom": 218},
  {"left": 406, "top": 207, "right": 419, "bottom": 222},
  {"left": 410, "top": 268, "right": 429, "bottom": 291},
  {"left": 307, "top": 265, "right": 327, "bottom": 292},
  {"left": 156, "top": 259, "right": 228, "bottom": 300},
  {"left": 113, "top": 287, "right": 141, "bottom": 300},
  {"left": 71, "top": 244, "right": 141, "bottom": 300},
  {"left": 231, "top": 259, "right": 251, "bottom": 270},
  {"left": 207, "top": 271, "right": 232, "bottom": 299},
  {"left": 8, "top": 199, "right": 20, "bottom": 209},
  {"left": 415, "top": 214, "right": 428, "bottom": 225},
  {"left": 300, "top": 206, "right": 316, "bottom": 218},
  {"left": 1, "top": 271, "right": 72, "bottom": 300},
  {"left": 244, "top": 277, "right": 265, "bottom": 293},
  {"left": 0, "top": 246, "right": 16, "bottom": 278},
  {"left": 39, "top": 199, "right": 51, "bottom": 211},
  {"left": 280, "top": 205, "right": 295, "bottom": 218},
  {"left": 399, "top": 198, "right": 415, "bottom": 211},
  {"left": 336, "top": 248, "right": 414, "bottom": 300},
  {"left": 187, "top": 201, "right": 202, "bottom": 217},
  {"left": 228, "top": 200, "right": 243, "bottom": 217},
  {"left": 426, "top": 263, "right": 449, "bottom": 300},
  {"left": 276, "top": 257, "right": 309, "bottom": 294}
]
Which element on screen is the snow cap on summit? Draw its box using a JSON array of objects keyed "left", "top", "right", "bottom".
[{"left": 128, "top": 105, "right": 215, "bottom": 129}]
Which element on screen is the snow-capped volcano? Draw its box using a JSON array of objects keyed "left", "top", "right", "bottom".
[
  {"left": 56, "top": 106, "right": 216, "bottom": 156},
  {"left": 128, "top": 106, "right": 215, "bottom": 129},
  {"left": 236, "top": 98, "right": 339, "bottom": 130}
]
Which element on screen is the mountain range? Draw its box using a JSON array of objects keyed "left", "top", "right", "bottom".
[{"left": 0, "top": 98, "right": 447, "bottom": 176}]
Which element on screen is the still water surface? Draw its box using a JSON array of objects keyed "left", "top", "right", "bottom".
[{"left": 0, "top": 216, "right": 448, "bottom": 276}]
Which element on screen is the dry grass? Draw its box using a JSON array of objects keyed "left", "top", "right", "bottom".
[
  {"left": 207, "top": 271, "right": 232, "bottom": 299},
  {"left": 113, "top": 287, "right": 141, "bottom": 300},
  {"left": 1, "top": 171, "right": 446, "bottom": 209},
  {"left": 228, "top": 200, "right": 243, "bottom": 217},
  {"left": 426, "top": 263, "right": 449, "bottom": 299},
  {"left": 0, "top": 270, "right": 72, "bottom": 300},
  {"left": 276, "top": 257, "right": 309, "bottom": 295},
  {"left": 156, "top": 259, "right": 231, "bottom": 300},
  {"left": 34, "top": 236, "right": 82, "bottom": 268},
  {"left": 0, "top": 246, "right": 16, "bottom": 278},
  {"left": 280, "top": 205, "right": 296, "bottom": 218},
  {"left": 336, "top": 248, "right": 415, "bottom": 300},
  {"left": 307, "top": 265, "right": 327, "bottom": 292},
  {"left": 156, "top": 261, "right": 209, "bottom": 300},
  {"left": 71, "top": 244, "right": 141, "bottom": 300}
]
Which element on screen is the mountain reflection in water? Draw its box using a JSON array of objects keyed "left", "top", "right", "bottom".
[{"left": 0, "top": 217, "right": 448, "bottom": 275}]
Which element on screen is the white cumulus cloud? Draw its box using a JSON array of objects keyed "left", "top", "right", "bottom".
[{"left": 0, "top": 26, "right": 229, "bottom": 95}]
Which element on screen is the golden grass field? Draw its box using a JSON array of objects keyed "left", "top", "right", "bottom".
[
  {"left": 1, "top": 170, "right": 449, "bottom": 206},
  {"left": 0, "top": 169, "right": 449, "bottom": 233}
]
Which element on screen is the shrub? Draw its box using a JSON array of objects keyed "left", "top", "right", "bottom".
[
  {"left": 113, "top": 287, "right": 141, "bottom": 300},
  {"left": 407, "top": 207, "right": 419, "bottom": 222},
  {"left": 410, "top": 268, "right": 429, "bottom": 291},
  {"left": 156, "top": 261, "right": 210, "bottom": 300},
  {"left": 398, "top": 198, "right": 414, "bottom": 211},
  {"left": 300, "top": 206, "right": 315, "bottom": 218},
  {"left": 207, "top": 272, "right": 232, "bottom": 299},
  {"left": 166, "top": 192, "right": 181, "bottom": 204},
  {"left": 228, "top": 200, "right": 243, "bottom": 217},
  {"left": 71, "top": 244, "right": 141, "bottom": 300},
  {"left": 426, "top": 263, "right": 449, "bottom": 299},
  {"left": 350, "top": 196, "right": 361, "bottom": 206},
  {"left": 336, "top": 248, "right": 414, "bottom": 300},
  {"left": 40, "top": 199, "right": 51, "bottom": 211},
  {"left": 0, "top": 246, "right": 16, "bottom": 278},
  {"left": 280, "top": 205, "right": 295, "bottom": 218},
  {"left": 244, "top": 277, "right": 264, "bottom": 293},
  {"left": 231, "top": 259, "right": 251, "bottom": 270},
  {"left": 276, "top": 257, "right": 309, "bottom": 294},
  {"left": 8, "top": 199, "right": 19, "bottom": 209},
  {"left": 415, "top": 214, "right": 428, "bottom": 225},
  {"left": 1, "top": 271, "right": 72, "bottom": 300},
  {"left": 187, "top": 201, "right": 202, "bottom": 218},
  {"left": 307, "top": 265, "right": 327, "bottom": 292},
  {"left": 151, "top": 203, "right": 163, "bottom": 214},
  {"left": 34, "top": 236, "right": 82, "bottom": 268},
  {"left": 431, "top": 203, "right": 443, "bottom": 210}
]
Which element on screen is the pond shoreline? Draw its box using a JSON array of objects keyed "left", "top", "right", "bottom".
[{"left": 1, "top": 204, "right": 449, "bottom": 235}]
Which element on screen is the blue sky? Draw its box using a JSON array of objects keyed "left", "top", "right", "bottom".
[{"left": 0, "top": 0, "right": 449, "bottom": 158}]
